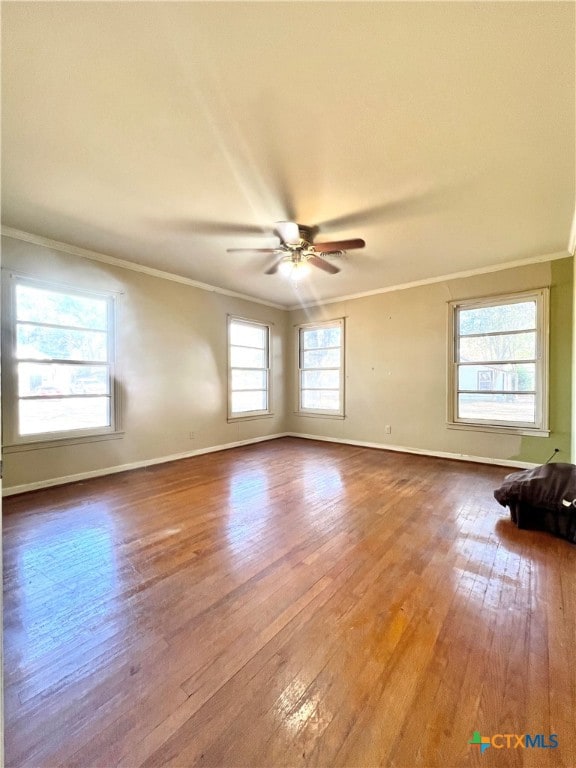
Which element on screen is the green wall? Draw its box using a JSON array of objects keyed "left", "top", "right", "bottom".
[{"left": 518, "top": 257, "right": 573, "bottom": 463}]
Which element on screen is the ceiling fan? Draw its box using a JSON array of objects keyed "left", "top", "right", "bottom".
[{"left": 227, "top": 221, "right": 365, "bottom": 278}]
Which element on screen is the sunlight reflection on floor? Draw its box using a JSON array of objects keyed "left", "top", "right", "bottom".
[{"left": 13, "top": 506, "right": 120, "bottom": 670}]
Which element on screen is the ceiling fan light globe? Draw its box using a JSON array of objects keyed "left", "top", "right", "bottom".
[
  {"left": 290, "top": 261, "right": 311, "bottom": 282},
  {"left": 278, "top": 259, "right": 294, "bottom": 276}
]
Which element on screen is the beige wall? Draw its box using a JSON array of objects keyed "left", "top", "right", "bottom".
[
  {"left": 2, "top": 236, "right": 288, "bottom": 490},
  {"left": 2, "top": 236, "right": 572, "bottom": 492},
  {"left": 288, "top": 259, "right": 573, "bottom": 466}
]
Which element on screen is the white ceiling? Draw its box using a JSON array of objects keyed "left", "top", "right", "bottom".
[{"left": 2, "top": 2, "right": 574, "bottom": 308}]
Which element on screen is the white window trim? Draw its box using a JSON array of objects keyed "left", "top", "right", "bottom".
[
  {"left": 227, "top": 315, "right": 272, "bottom": 422},
  {"left": 447, "top": 288, "right": 550, "bottom": 436},
  {"left": 296, "top": 318, "right": 345, "bottom": 418},
  {"left": 3, "top": 272, "right": 122, "bottom": 448}
]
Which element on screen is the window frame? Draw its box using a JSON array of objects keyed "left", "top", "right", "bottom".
[
  {"left": 3, "top": 272, "right": 120, "bottom": 447},
  {"left": 447, "top": 288, "right": 550, "bottom": 436},
  {"left": 227, "top": 315, "right": 272, "bottom": 421},
  {"left": 296, "top": 318, "right": 345, "bottom": 418}
]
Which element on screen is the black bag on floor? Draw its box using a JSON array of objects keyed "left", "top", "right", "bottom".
[{"left": 494, "top": 463, "right": 576, "bottom": 544}]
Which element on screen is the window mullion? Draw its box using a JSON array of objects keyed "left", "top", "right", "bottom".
[
  {"left": 16, "top": 319, "right": 107, "bottom": 333},
  {"left": 456, "top": 358, "right": 537, "bottom": 366},
  {"left": 459, "top": 328, "right": 537, "bottom": 340},
  {"left": 16, "top": 358, "right": 110, "bottom": 366}
]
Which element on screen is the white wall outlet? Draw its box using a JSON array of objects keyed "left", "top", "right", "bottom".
[{"left": 385, "top": 425, "right": 391, "bottom": 434}]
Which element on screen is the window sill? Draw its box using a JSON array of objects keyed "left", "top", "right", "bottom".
[
  {"left": 294, "top": 412, "right": 345, "bottom": 420},
  {"left": 447, "top": 422, "right": 549, "bottom": 438},
  {"left": 227, "top": 413, "right": 274, "bottom": 424},
  {"left": 4, "top": 431, "right": 125, "bottom": 453}
]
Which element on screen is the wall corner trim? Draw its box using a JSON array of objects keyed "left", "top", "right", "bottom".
[{"left": 569, "top": 204, "right": 576, "bottom": 256}]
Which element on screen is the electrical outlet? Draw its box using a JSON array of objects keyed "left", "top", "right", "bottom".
[
  {"left": 189, "top": 431, "right": 195, "bottom": 440},
  {"left": 385, "top": 425, "right": 391, "bottom": 434}
]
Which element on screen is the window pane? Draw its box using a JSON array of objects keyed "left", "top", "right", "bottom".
[
  {"left": 16, "top": 284, "right": 108, "bottom": 330},
  {"left": 231, "top": 391, "right": 267, "bottom": 413},
  {"left": 458, "top": 393, "right": 535, "bottom": 423},
  {"left": 18, "top": 363, "right": 110, "bottom": 397},
  {"left": 302, "top": 326, "right": 341, "bottom": 350},
  {"left": 459, "top": 332, "right": 535, "bottom": 363},
  {"left": 17, "top": 325, "right": 108, "bottom": 362},
  {"left": 231, "top": 369, "right": 267, "bottom": 390},
  {"left": 19, "top": 397, "right": 111, "bottom": 435},
  {"left": 458, "top": 301, "right": 536, "bottom": 336},
  {"left": 458, "top": 363, "right": 535, "bottom": 393},
  {"left": 230, "top": 346, "right": 266, "bottom": 368},
  {"left": 301, "top": 370, "right": 340, "bottom": 389},
  {"left": 302, "top": 390, "right": 340, "bottom": 410},
  {"left": 230, "top": 322, "right": 266, "bottom": 348},
  {"left": 302, "top": 348, "right": 340, "bottom": 369}
]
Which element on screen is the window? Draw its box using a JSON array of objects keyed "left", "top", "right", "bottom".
[
  {"left": 297, "top": 319, "right": 344, "bottom": 416},
  {"left": 449, "top": 289, "right": 549, "bottom": 434},
  {"left": 228, "top": 317, "right": 271, "bottom": 419},
  {"left": 6, "top": 275, "right": 117, "bottom": 443}
]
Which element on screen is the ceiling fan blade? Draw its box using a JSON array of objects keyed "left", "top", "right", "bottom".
[
  {"left": 308, "top": 256, "right": 341, "bottom": 275},
  {"left": 227, "top": 248, "right": 282, "bottom": 254},
  {"left": 315, "top": 187, "right": 458, "bottom": 233},
  {"left": 315, "top": 204, "right": 396, "bottom": 232},
  {"left": 265, "top": 257, "right": 286, "bottom": 275},
  {"left": 159, "top": 219, "right": 272, "bottom": 236},
  {"left": 313, "top": 238, "right": 365, "bottom": 252},
  {"left": 275, "top": 221, "right": 301, "bottom": 245}
]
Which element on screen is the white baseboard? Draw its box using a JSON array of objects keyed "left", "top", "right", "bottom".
[
  {"left": 2, "top": 433, "right": 290, "bottom": 496},
  {"left": 286, "top": 432, "right": 539, "bottom": 470},
  {"left": 3, "top": 430, "right": 537, "bottom": 496}
]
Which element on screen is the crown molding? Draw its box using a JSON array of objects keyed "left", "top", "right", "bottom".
[
  {"left": 286, "top": 249, "right": 571, "bottom": 311},
  {"left": 2, "top": 226, "right": 570, "bottom": 314},
  {"left": 0, "top": 226, "right": 286, "bottom": 310}
]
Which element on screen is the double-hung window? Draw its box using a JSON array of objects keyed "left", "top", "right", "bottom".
[
  {"left": 6, "top": 275, "right": 117, "bottom": 444},
  {"left": 297, "top": 319, "right": 345, "bottom": 416},
  {"left": 228, "top": 317, "right": 271, "bottom": 419},
  {"left": 449, "top": 289, "right": 549, "bottom": 434}
]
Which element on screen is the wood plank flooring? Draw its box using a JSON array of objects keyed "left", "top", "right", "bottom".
[{"left": 3, "top": 437, "right": 576, "bottom": 767}]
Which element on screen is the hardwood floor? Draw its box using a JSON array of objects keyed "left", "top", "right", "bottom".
[{"left": 3, "top": 437, "right": 576, "bottom": 767}]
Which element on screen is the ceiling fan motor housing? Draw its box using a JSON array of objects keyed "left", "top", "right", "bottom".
[{"left": 295, "top": 224, "right": 317, "bottom": 247}]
